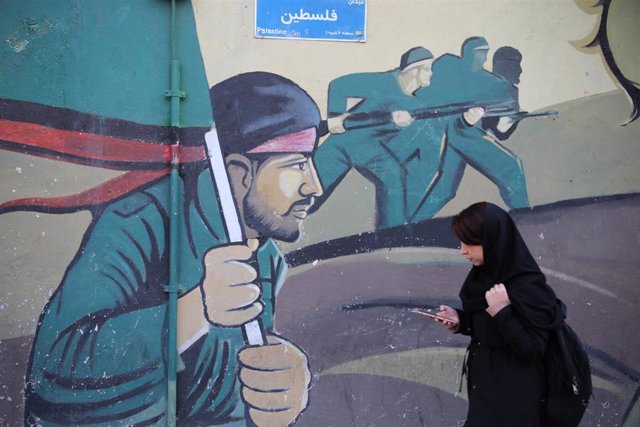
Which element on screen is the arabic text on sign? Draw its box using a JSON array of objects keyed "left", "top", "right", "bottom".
[{"left": 280, "top": 9, "right": 338, "bottom": 25}]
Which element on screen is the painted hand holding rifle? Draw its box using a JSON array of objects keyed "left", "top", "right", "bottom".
[
  {"left": 323, "top": 43, "right": 556, "bottom": 137},
  {"left": 324, "top": 100, "right": 557, "bottom": 135}
]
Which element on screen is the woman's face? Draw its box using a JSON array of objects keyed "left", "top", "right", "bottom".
[{"left": 460, "top": 241, "right": 484, "bottom": 266}]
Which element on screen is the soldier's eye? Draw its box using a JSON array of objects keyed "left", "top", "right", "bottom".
[{"left": 294, "top": 161, "right": 308, "bottom": 171}]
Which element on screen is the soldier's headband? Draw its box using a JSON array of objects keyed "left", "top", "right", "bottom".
[{"left": 246, "top": 127, "right": 317, "bottom": 154}]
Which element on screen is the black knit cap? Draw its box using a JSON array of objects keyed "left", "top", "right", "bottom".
[{"left": 210, "top": 71, "right": 321, "bottom": 155}]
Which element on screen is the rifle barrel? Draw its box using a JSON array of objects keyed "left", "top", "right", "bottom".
[
  {"left": 340, "top": 99, "right": 518, "bottom": 131},
  {"left": 484, "top": 109, "right": 559, "bottom": 119}
]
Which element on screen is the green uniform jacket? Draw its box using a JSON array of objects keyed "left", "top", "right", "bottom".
[
  {"left": 314, "top": 70, "right": 458, "bottom": 229},
  {"left": 418, "top": 57, "right": 529, "bottom": 214},
  {"left": 25, "top": 169, "right": 287, "bottom": 426}
]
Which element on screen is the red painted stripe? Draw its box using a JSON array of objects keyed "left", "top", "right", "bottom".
[
  {"left": 0, "top": 119, "right": 207, "bottom": 165},
  {"left": 0, "top": 169, "right": 170, "bottom": 213}
]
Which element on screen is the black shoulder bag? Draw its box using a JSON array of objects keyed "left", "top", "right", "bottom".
[{"left": 543, "top": 309, "right": 592, "bottom": 427}]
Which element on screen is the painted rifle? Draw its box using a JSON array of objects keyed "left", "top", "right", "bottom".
[
  {"left": 483, "top": 108, "right": 559, "bottom": 120},
  {"left": 318, "top": 99, "right": 517, "bottom": 134}
]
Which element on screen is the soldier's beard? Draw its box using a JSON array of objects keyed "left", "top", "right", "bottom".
[{"left": 243, "top": 190, "right": 304, "bottom": 243}]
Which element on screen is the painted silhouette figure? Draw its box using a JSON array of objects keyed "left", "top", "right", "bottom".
[
  {"left": 416, "top": 40, "right": 530, "bottom": 218},
  {"left": 312, "top": 47, "right": 486, "bottom": 229}
]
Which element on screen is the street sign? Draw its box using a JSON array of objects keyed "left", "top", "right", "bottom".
[{"left": 255, "top": 0, "right": 366, "bottom": 42}]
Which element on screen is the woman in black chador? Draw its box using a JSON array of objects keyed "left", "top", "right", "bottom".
[{"left": 437, "top": 202, "right": 564, "bottom": 427}]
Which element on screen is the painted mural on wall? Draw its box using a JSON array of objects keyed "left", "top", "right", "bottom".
[
  {"left": 312, "top": 39, "right": 541, "bottom": 229},
  {"left": 15, "top": 70, "right": 319, "bottom": 426},
  {"left": 1, "top": 0, "right": 639, "bottom": 426}
]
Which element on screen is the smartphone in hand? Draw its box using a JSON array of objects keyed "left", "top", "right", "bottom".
[{"left": 412, "top": 307, "right": 456, "bottom": 323}]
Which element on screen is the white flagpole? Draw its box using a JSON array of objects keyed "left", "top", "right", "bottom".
[{"left": 204, "top": 128, "right": 266, "bottom": 346}]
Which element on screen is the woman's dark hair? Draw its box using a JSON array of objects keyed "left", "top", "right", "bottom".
[{"left": 451, "top": 202, "right": 485, "bottom": 245}]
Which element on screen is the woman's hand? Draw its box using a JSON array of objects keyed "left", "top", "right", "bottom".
[
  {"left": 437, "top": 305, "right": 460, "bottom": 333},
  {"left": 485, "top": 283, "right": 511, "bottom": 317}
]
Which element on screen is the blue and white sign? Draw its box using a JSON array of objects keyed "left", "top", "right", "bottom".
[{"left": 255, "top": 0, "right": 367, "bottom": 42}]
